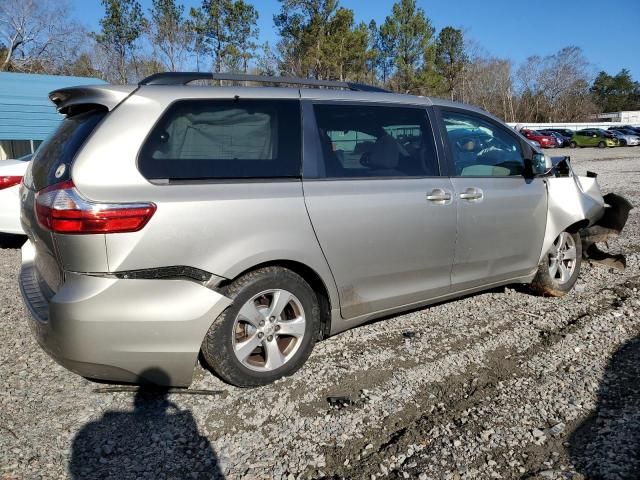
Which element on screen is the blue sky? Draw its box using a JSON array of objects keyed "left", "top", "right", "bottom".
[{"left": 70, "top": 0, "right": 640, "bottom": 79}]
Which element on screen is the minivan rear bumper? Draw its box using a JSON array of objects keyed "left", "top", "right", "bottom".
[{"left": 19, "top": 240, "right": 232, "bottom": 387}]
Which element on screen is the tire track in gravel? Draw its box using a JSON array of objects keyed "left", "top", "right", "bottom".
[
  {"left": 185, "top": 269, "right": 636, "bottom": 478},
  {"left": 197, "top": 170, "right": 640, "bottom": 479},
  {"left": 314, "top": 275, "right": 640, "bottom": 480}
]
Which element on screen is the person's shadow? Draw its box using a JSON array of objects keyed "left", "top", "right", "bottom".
[
  {"left": 69, "top": 368, "right": 224, "bottom": 480},
  {"left": 569, "top": 336, "right": 640, "bottom": 479}
]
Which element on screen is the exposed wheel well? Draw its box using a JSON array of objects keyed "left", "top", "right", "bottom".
[
  {"left": 565, "top": 219, "right": 589, "bottom": 233},
  {"left": 221, "top": 260, "right": 333, "bottom": 340}
]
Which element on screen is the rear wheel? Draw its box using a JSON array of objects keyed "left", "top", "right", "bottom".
[
  {"left": 598, "top": 141, "right": 606, "bottom": 148},
  {"left": 201, "top": 266, "right": 320, "bottom": 387},
  {"left": 569, "top": 141, "right": 577, "bottom": 148},
  {"left": 531, "top": 231, "right": 582, "bottom": 297}
]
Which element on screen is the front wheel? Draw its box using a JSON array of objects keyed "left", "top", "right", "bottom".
[
  {"left": 201, "top": 266, "right": 320, "bottom": 387},
  {"left": 531, "top": 231, "right": 582, "bottom": 297},
  {"left": 569, "top": 141, "right": 577, "bottom": 148},
  {"left": 598, "top": 141, "right": 606, "bottom": 148}
]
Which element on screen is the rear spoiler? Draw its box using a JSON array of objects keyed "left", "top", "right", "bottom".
[{"left": 49, "top": 85, "right": 137, "bottom": 114}]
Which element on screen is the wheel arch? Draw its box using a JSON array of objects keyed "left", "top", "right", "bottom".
[
  {"left": 219, "top": 259, "right": 335, "bottom": 339},
  {"left": 565, "top": 219, "right": 589, "bottom": 233}
]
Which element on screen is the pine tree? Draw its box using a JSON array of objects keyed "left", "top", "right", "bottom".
[{"left": 94, "top": 0, "right": 147, "bottom": 84}]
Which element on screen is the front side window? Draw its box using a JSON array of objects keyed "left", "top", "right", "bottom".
[
  {"left": 441, "top": 111, "right": 525, "bottom": 177},
  {"left": 139, "top": 99, "right": 301, "bottom": 180},
  {"left": 311, "top": 104, "right": 438, "bottom": 178}
]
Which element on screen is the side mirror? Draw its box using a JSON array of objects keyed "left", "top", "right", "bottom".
[
  {"left": 531, "top": 152, "right": 553, "bottom": 175},
  {"left": 593, "top": 134, "right": 597, "bottom": 138}
]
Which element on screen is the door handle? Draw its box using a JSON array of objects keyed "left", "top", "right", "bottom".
[
  {"left": 459, "top": 187, "right": 483, "bottom": 201},
  {"left": 426, "top": 188, "right": 452, "bottom": 203}
]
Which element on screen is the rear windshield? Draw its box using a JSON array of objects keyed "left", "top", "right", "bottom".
[
  {"left": 138, "top": 99, "right": 301, "bottom": 180},
  {"left": 30, "top": 109, "right": 106, "bottom": 191}
]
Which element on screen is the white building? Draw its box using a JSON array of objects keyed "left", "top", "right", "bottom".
[{"left": 596, "top": 110, "right": 640, "bottom": 124}]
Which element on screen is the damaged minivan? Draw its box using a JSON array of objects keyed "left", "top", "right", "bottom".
[{"left": 18, "top": 73, "right": 631, "bottom": 387}]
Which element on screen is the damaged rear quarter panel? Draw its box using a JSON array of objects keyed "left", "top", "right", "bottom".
[{"left": 539, "top": 175, "right": 605, "bottom": 263}]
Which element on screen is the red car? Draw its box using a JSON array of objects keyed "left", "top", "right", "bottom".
[{"left": 521, "top": 129, "right": 557, "bottom": 148}]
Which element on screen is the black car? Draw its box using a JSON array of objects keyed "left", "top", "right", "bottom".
[{"left": 547, "top": 128, "right": 575, "bottom": 138}]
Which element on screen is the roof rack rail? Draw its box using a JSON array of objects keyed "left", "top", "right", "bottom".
[{"left": 138, "top": 72, "right": 390, "bottom": 93}]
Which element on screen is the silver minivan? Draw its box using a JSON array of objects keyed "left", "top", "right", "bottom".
[{"left": 18, "top": 73, "right": 623, "bottom": 387}]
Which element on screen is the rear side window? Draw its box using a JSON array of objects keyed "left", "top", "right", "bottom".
[
  {"left": 139, "top": 99, "right": 301, "bottom": 180},
  {"left": 311, "top": 104, "right": 438, "bottom": 178},
  {"left": 30, "top": 109, "right": 106, "bottom": 191}
]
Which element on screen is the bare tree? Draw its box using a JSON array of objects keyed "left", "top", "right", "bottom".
[
  {"left": 514, "top": 46, "right": 595, "bottom": 122},
  {"left": 256, "top": 42, "right": 279, "bottom": 76},
  {"left": 0, "top": 0, "right": 85, "bottom": 73},
  {"left": 463, "top": 56, "right": 515, "bottom": 121}
]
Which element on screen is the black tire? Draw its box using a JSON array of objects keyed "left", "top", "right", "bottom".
[
  {"left": 531, "top": 231, "right": 582, "bottom": 297},
  {"left": 620, "top": 139, "right": 627, "bottom": 147},
  {"left": 201, "top": 266, "right": 320, "bottom": 387},
  {"left": 569, "top": 141, "right": 577, "bottom": 148},
  {"left": 598, "top": 141, "right": 606, "bottom": 148}
]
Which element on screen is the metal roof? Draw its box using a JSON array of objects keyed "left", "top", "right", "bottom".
[{"left": 0, "top": 72, "right": 105, "bottom": 141}]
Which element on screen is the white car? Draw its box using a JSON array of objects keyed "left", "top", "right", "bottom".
[
  {"left": 612, "top": 131, "right": 640, "bottom": 146},
  {"left": 0, "top": 154, "right": 31, "bottom": 236}
]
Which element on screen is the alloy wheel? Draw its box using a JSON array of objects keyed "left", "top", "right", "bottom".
[
  {"left": 548, "top": 232, "right": 578, "bottom": 285},
  {"left": 232, "top": 289, "right": 306, "bottom": 372}
]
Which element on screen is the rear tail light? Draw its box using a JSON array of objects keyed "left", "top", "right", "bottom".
[
  {"left": 0, "top": 176, "right": 22, "bottom": 190},
  {"left": 35, "top": 180, "right": 156, "bottom": 234}
]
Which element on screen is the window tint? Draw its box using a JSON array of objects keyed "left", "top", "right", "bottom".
[
  {"left": 30, "top": 109, "right": 106, "bottom": 191},
  {"left": 311, "top": 104, "right": 438, "bottom": 178},
  {"left": 139, "top": 99, "right": 301, "bottom": 180},
  {"left": 442, "top": 111, "right": 525, "bottom": 177}
]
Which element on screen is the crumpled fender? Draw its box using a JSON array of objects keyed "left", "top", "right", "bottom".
[{"left": 538, "top": 175, "right": 605, "bottom": 264}]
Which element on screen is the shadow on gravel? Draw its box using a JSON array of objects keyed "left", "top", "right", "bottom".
[
  {"left": 69, "top": 368, "right": 224, "bottom": 480},
  {"left": 569, "top": 336, "right": 640, "bottom": 479},
  {"left": 0, "top": 234, "right": 26, "bottom": 249}
]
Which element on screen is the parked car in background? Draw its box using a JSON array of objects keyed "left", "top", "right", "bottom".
[
  {"left": 0, "top": 154, "right": 31, "bottom": 243},
  {"left": 520, "top": 129, "right": 557, "bottom": 148},
  {"left": 570, "top": 129, "right": 618, "bottom": 148},
  {"left": 538, "top": 129, "right": 569, "bottom": 147},
  {"left": 617, "top": 125, "right": 640, "bottom": 136},
  {"left": 608, "top": 127, "right": 640, "bottom": 145},
  {"left": 609, "top": 127, "right": 640, "bottom": 136},
  {"left": 526, "top": 139, "right": 542, "bottom": 149},
  {"left": 547, "top": 128, "right": 575, "bottom": 139},
  {"left": 608, "top": 129, "right": 640, "bottom": 146},
  {"left": 18, "top": 73, "right": 629, "bottom": 388}
]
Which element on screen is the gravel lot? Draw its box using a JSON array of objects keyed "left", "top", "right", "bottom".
[{"left": 1, "top": 147, "right": 639, "bottom": 480}]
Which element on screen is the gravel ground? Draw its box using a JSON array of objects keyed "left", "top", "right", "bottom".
[{"left": 1, "top": 147, "right": 640, "bottom": 480}]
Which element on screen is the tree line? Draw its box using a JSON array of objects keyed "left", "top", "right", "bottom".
[{"left": 1, "top": 0, "right": 638, "bottom": 123}]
